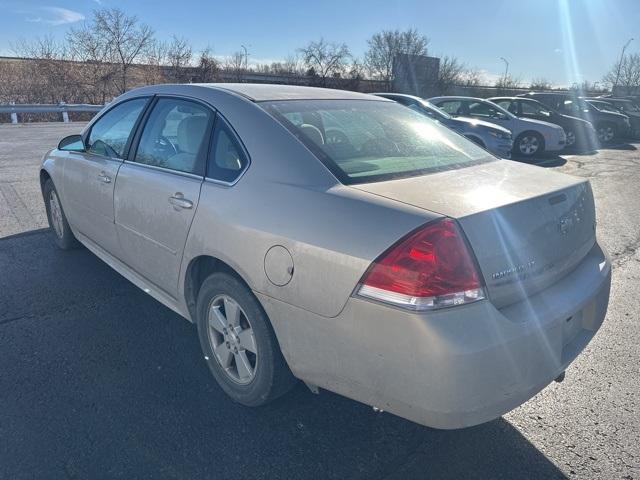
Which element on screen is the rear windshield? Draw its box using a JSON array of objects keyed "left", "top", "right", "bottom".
[{"left": 260, "top": 99, "right": 494, "bottom": 184}]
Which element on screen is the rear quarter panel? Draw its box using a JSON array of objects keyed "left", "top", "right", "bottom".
[{"left": 183, "top": 176, "right": 437, "bottom": 318}]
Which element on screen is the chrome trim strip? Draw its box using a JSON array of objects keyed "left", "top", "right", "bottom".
[{"left": 122, "top": 160, "right": 204, "bottom": 180}]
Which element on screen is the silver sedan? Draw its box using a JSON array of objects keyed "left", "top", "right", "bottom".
[{"left": 40, "top": 84, "right": 611, "bottom": 429}]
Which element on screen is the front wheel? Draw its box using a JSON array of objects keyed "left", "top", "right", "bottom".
[
  {"left": 43, "top": 179, "right": 79, "bottom": 250},
  {"left": 515, "top": 132, "right": 544, "bottom": 157},
  {"left": 596, "top": 123, "right": 616, "bottom": 143},
  {"left": 196, "top": 272, "right": 297, "bottom": 406}
]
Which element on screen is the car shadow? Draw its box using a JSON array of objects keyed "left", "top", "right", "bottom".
[
  {"left": 510, "top": 153, "right": 567, "bottom": 168},
  {"left": 0, "top": 230, "right": 567, "bottom": 479},
  {"left": 604, "top": 141, "right": 638, "bottom": 151}
]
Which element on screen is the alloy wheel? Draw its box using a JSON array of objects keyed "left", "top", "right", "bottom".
[
  {"left": 49, "top": 190, "right": 64, "bottom": 239},
  {"left": 519, "top": 135, "right": 539, "bottom": 155},
  {"left": 207, "top": 294, "right": 257, "bottom": 385},
  {"left": 597, "top": 126, "right": 614, "bottom": 143},
  {"left": 565, "top": 131, "right": 576, "bottom": 147}
]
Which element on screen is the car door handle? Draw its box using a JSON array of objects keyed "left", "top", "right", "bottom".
[
  {"left": 97, "top": 172, "right": 111, "bottom": 184},
  {"left": 168, "top": 193, "right": 193, "bottom": 210}
]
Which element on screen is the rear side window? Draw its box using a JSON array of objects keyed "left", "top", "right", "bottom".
[
  {"left": 207, "top": 118, "right": 249, "bottom": 183},
  {"left": 437, "top": 100, "right": 463, "bottom": 115},
  {"left": 261, "top": 99, "right": 493, "bottom": 185},
  {"left": 134, "top": 98, "right": 212, "bottom": 175},
  {"left": 88, "top": 98, "right": 147, "bottom": 159}
]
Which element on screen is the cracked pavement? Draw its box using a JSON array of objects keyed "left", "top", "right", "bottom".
[{"left": 0, "top": 123, "right": 638, "bottom": 479}]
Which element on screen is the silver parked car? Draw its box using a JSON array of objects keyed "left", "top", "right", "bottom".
[
  {"left": 429, "top": 96, "right": 567, "bottom": 157},
  {"left": 41, "top": 84, "right": 611, "bottom": 430},
  {"left": 373, "top": 93, "right": 513, "bottom": 158}
]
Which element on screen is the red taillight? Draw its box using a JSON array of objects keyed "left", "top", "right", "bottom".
[{"left": 357, "top": 218, "right": 485, "bottom": 310}]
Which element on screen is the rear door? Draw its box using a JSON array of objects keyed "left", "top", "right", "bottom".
[
  {"left": 113, "top": 97, "right": 214, "bottom": 298},
  {"left": 63, "top": 97, "right": 149, "bottom": 255}
]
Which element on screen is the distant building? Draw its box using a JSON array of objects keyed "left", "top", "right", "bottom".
[{"left": 392, "top": 54, "right": 440, "bottom": 98}]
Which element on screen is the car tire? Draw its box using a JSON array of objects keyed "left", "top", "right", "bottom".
[
  {"left": 196, "top": 272, "right": 297, "bottom": 407},
  {"left": 515, "top": 131, "right": 545, "bottom": 157},
  {"left": 596, "top": 123, "right": 616, "bottom": 143},
  {"left": 564, "top": 130, "right": 576, "bottom": 148},
  {"left": 43, "top": 178, "right": 80, "bottom": 250}
]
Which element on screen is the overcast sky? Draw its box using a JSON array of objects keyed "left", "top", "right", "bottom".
[{"left": 0, "top": 0, "right": 638, "bottom": 87}]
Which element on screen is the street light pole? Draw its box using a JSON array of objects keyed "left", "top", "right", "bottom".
[
  {"left": 241, "top": 44, "right": 250, "bottom": 71},
  {"left": 500, "top": 57, "right": 509, "bottom": 84},
  {"left": 614, "top": 38, "right": 634, "bottom": 89}
]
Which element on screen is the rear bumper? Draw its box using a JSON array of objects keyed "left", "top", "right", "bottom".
[{"left": 259, "top": 242, "right": 611, "bottom": 429}]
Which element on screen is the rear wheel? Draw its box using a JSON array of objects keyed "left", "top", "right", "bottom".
[
  {"left": 43, "top": 179, "right": 79, "bottom": 250},
  {"left": 565, "top": 130, "right": 576, "bottom": 148},
  {"left": 515, "top": 132, "right": 544, "bottom": 157},
  {"left": 596, "top": 123, "right": 616, "bottom": 143},
  {"left": 196, "top": 272, "right": 296, "bottom": 406}
]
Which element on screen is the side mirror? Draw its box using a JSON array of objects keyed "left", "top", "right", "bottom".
[{"left": 58, "top": 134, "right": 85, "bottom": 152}]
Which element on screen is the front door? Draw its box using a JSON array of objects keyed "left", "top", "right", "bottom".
[
  {"left": 114, "top": 97, "right": 214, "bottom": 298},
  {"left": 466, "top": 100, "right": 513, "bottom": 130},
  {"left": 62, "top": 98, "right": 148, "bottom": 255}
]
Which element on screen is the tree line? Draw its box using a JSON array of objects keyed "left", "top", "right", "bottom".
[{"left": 0, "top": 6, "right": 627, "bottom": 107}]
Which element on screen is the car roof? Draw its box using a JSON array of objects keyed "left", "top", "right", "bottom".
[
  {"left": 489, "top": 96, "right": 523, "bottom": 101},
  {"left": 192, "top": 83, "right": 386, "bottom": 102},
  {"left": 373, "top": 92, "right": 422, "bottom": 101},
  {"left": 428, "top": 96, "right": 487, "bottom": 102}
]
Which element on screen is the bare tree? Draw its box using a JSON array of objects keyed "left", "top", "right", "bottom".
[
  {"left": 195, "top": 47, "right": 220, "bottom": 82},
  {"left": 460, "top": 67, "right": 483, "bottom": 87},
  {"left": 364, "top": 29, "right": 429, "bottom": 88},
  {"left": 529, "top": 77, "right": 552, "bottom": 90},
  {"left": 166, "top": 35, "right": 193, "bottom": 82},
  {"left": 225, "top": 51, "right": 246, "bottom": 81},
  {"left": 142, "top": 39, "right": 168, "bottom": 84},
  {"left": 11, "top": 35, "right": 75, "bottom": 103},
  {"left": 494, "top": 74, "right": 522, "bottom": 92},
  {"left": 283, "top": 54, "right": 303, "bottom": 76},
  {"left": 92, "top": 8, "right": 154, "bottom": 93},
  {"left": 603, "top": 53, "right": 640, "bottom": 92},
  {"left": 299, "top": 38, "right": 351, "bottom": 86},
  {"left": 436, "top": 55, "right": 466, "bottom": 94}
]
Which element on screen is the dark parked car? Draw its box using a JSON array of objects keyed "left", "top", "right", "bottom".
[
  {"left": 373, "top": 93, "right": 513, "bottom": 158},
  {"left": 519, "top": 92, "right": 631, "bottom": 143},
  {"left": 590, "top": 97, "right": 640, "bottom": 138},
  {"left": 490, "top": 96, "right": 598, "bottom": 150}
]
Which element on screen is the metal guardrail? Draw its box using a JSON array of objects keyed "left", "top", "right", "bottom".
[{"left": 0, "top": 103, "right": 104, "bottom": 124}]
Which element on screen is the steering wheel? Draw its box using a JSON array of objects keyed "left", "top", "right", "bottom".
[
  {"left": 325, "top": 129, "right": 350, "bottom": 145},
  {"left": 154, "top": 135, "right": 177, "bottom": 157}
]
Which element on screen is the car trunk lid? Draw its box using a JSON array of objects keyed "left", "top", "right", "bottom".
[{"left": 352, "top": 160, "right": 596, "bottom": 308}]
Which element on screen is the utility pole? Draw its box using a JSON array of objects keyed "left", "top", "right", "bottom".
[
  {"left": 500, "top": 57, "right": 509, "bottom": 85},
  {"left": 614, "top": 38, "right": 634, "bottom": 89}
]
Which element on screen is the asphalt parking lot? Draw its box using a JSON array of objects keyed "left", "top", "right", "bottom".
[{"left": 0, "top": 123, "right": 638, "bottom": 479}]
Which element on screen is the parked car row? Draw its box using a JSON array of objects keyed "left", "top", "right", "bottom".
[{"left": 374, "top": 91, "right": 639, "bottom": 159}]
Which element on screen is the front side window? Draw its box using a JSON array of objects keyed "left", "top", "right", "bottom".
[
  {"left": 521, "top": 100, "right": 551, "bottom": 117},
  {"left": 468, "top": 101, "right": 510, "bottom": 120},
  {"left": 207, "top": 118, "right": 249, "bottom": 183},
  {"left": 87, "top": 98, "right": 147, "bottom": 158},
  {"left": 437, "top": 100, "right": 463, "bottom": 115},
  {"left": 134, "top": 98, "right": 212, "bottom": 175},
  {"left": 261, "top": 99, "right": 494, "bottom": 184},
  {"left": 492, "top": 99, "right": 514, "bottom": 112}
]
